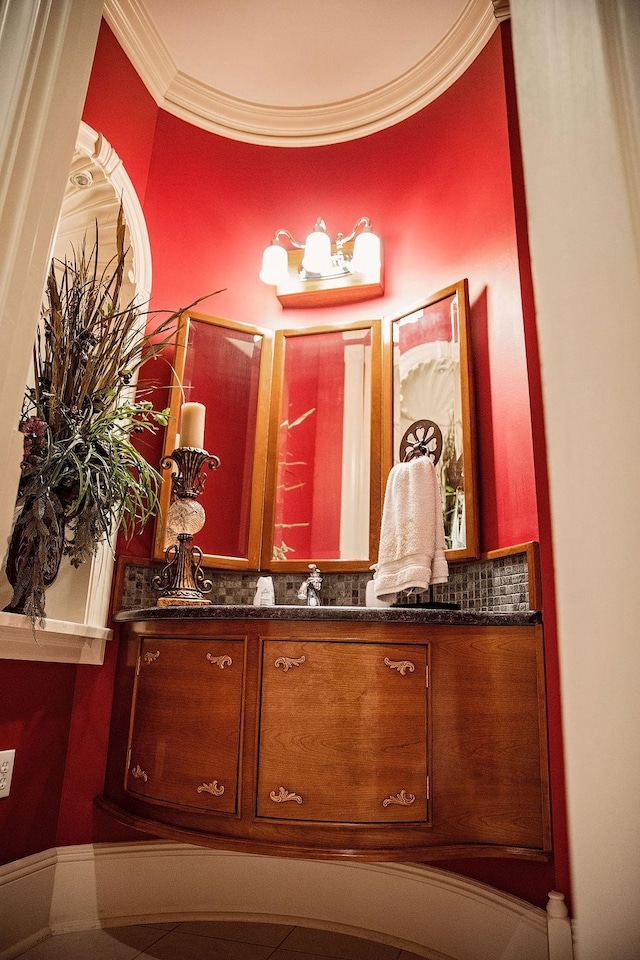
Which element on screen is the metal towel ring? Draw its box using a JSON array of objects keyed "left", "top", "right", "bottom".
[{"left": 399, "top": 419, "right": 443, "bottom": 466}]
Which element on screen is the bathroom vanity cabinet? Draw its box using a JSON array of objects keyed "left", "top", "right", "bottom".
[{"left": 100, "top": 607, "right": 551, "bottom": 862}]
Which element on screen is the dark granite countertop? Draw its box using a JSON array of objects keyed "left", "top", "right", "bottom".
[{"left": 114, "top": 604, "right": 542, "bottom": 627}]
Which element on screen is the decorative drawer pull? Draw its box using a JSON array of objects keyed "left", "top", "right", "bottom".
[
  {"left": 197, "top": 780, "right": 225, "bottom": 796},
  {"left": 383, "top": 790, "right": 416, "bottom": 807},
  {"left": 206, "top": 654, "right": 232, "bottom": 669},
  {"left": 383, "top": 657, "right": 415, "bottom": 676},
  {"left": 269, "top": 786, "right": 303, "bottom": 804},
  {"left": 275, "top": 655, "right": 306, "bottom": 672},
  {"left": 143, "top": 650, "right": 160, "bottom": 665},
  {"left": 130, "top": 764, "right": 148, "bottom": 782}
]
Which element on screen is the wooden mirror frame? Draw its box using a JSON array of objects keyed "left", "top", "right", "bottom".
[
  {"left": 382, "top": 279, "right": 479, "bottom": 562},
  {"left": 153, "top": 311, "right": 273, "bottom": 569},
  {"left": 262, "top": 319, "right": 382, "bottom": 572}
]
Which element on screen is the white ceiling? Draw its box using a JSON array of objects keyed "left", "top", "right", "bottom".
[{"left": 104, "top": 0, "right": 506, "bottom": 146}]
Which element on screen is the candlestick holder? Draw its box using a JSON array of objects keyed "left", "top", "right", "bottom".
[{"left": 152, "top": 447, "right": 220, "bottom": 606}]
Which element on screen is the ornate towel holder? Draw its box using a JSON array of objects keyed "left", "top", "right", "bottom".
[
  {"left": 399, "top": 419, "right": 443, "bottom": 465},
  {"left": 393, "top": 419, "right": 459, "bottom": 611}
]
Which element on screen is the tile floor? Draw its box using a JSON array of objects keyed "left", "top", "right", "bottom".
[{"left": 14, "top": 920, "right": 426, "bottom": 960}]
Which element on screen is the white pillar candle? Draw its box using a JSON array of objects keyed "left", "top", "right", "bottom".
[{"left": 180, "top": 402, "right": 206, "bottom": 449}]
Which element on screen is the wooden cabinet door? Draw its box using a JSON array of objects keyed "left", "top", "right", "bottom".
[
  {"left": 257, "top": 639, "right": 428, "bottom": 822},
  {"left": 126, "top": 638, "right": 244, "bottom": 813},
  {"left": 430, "top": 625, "right": 550, "bottom": 849}
]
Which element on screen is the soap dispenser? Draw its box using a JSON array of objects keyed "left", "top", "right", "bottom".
[{"left": 253, "top": 576, "right": 275, "bottom": 606}]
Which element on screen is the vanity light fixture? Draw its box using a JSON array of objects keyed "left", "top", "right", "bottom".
[{"left": 259, "top": 217, "right": 383, "bottom": 308}]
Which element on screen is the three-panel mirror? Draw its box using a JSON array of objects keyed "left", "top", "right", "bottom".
[{"left": 155, "top": 280, "right": 478, "bottom": 572}]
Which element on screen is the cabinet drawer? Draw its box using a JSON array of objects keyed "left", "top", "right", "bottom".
[
  {"left": 127, "top": 638, "right": 244, "bottom": 813},
  {"left": 257, "top": 639, "right": 428, "bottom": 823}
]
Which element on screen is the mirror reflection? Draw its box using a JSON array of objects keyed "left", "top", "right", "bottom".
[
  {"left": 263, "top": 321, "right": 381, "bottom": 570},
  {"left": 155, "top": 312, "right": 272, "bottom": 568},
  {"left": 387, "top": 280, "right": 478, "bottom": 560},
  {"left": 155, "top": 285, "right": 476, "bottom": 573}
]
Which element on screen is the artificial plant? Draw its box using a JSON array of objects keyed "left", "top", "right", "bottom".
[{"left": 4, "top": 205, "right": 215, "bottom": 623}]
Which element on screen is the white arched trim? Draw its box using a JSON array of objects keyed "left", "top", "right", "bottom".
[
  {"left": 55, "top": 124, "right": 153, "bottom": 636},
  {"left": 0, "top": 843, "right": 574, "bottom": 960},
  {"left": 75, "top": 122, "right": 152, "bottom": 302}
]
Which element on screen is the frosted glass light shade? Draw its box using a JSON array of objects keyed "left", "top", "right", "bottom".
[
  {"left": 302, "top": 228, "right": 332, "bottom": 274},
  {"left": 351, "top": 230, "right": 381, "bottom": 274},
  {"left": 259, "top": 243, "right": 289, "bottom": 285}
]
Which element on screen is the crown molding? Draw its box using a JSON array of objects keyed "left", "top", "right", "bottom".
[
  {"left": 492, "top": 0, "right": 511, "bottom": 22},
  {"left": 104, "top": 0, "right": 498, "bottom": 146}
]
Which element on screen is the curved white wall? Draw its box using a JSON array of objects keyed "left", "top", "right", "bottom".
[{"left": 0, "top": 843, "right": 562, "bottom": 960}]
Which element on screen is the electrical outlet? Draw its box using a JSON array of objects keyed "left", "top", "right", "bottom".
[{"left": 0, "top": 750, "right": 15, "bottom": 798}]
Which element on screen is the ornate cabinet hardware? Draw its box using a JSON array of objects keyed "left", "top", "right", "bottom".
[
  {"left": 206, "top": 654, "right": 233, "bottom": 669},
  {"left": 130, "top": 764, "right": 148, "bottom": 782},
  {"left": 269, "top": 786, "right": 303, "bottom": 804},
  {"left": 383, "top": 657, "right": 415, "bottom": 676},
  {"left": 274, "top": 655, "right": 306, "bottom": 672},
  {"left": 197, "top": 780, "right": 225, "bottom": 796},
  {"left": 137, "top": 650, "right": 160, "bottom": 672},
  {"left": 382, "top": 789, "right": 416, "bottom": 807}
]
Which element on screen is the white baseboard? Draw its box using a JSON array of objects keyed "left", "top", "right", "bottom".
[
  {"left": 0, "top": 849, "right": 56, "bottom": 957},
  {"left": 0, "top": 842, "right": 572, "bottom": 960}
]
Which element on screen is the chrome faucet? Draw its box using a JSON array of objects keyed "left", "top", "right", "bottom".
[{"left": 297, "top": 563, "right": 323, "bottom": 606}]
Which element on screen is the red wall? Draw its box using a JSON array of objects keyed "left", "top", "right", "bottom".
[
  {"left": 82, "top": 21, "right": 159, "bottom": 205},
  {"left": 0, "top": 19, "right": 568, "bottom": 913},
  {"left": 0, "top": 661, "right": 76, "bottom": 863}
]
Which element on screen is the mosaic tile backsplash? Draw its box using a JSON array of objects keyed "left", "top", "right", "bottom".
[{"left": 119, "top": 552, "right": 531, "bottom": 614}]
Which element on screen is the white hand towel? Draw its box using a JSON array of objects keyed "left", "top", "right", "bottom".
[{"left": 374, "top": 457, "right": 448, "bottom": 603}]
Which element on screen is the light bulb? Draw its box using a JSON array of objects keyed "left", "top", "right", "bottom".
[
  {"left": 351, "top": 229, "right": 381, "bottom": 274},
  {"left": 259, "top": 243, "right": 289, "bottom": 285},
  {"left": 302, "top": 224, "right": 332, "bottom": 274}
]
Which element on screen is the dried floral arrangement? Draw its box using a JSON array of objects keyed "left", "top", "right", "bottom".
[{"left": 4, "top": 205, "right": 215, "bottom": 623}]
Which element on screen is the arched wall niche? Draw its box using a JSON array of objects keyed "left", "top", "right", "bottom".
[{"left": 0, "top": 124, "right": 152, "bottom": 662}]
